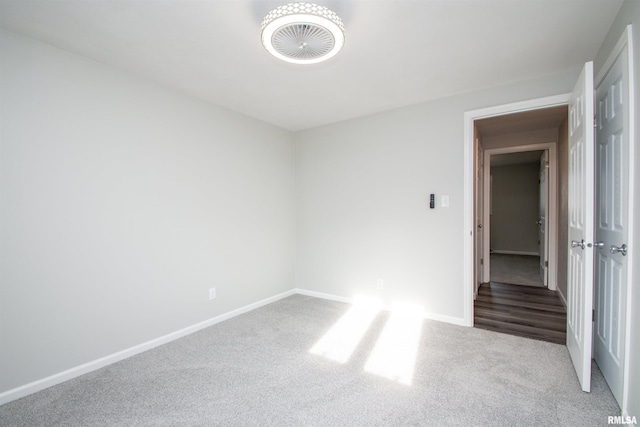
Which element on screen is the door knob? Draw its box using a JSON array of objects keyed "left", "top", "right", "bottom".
[
  {"left": 588, "top": 242, "right": 604, "bottom": 249},
  {"left": 610, "top": 244, "right": 627, "bottom": 256},
  {"left": 571, "top": 239, "right": 585, "bottom": 249},
  {"left": 536, "top": 220, "right": 542, "bottom": 225}
]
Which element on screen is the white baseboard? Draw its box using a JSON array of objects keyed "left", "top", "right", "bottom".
[
  {"left": 556, "top": 286, "right": 567, "bottom": 309},
  {"left": 294, "top": 288, "right": 353, "bottom": 304},
  {"left": 1, "top": 287, "right": 471, "bottom": 406},
  {"left": 0, "top": 289, "right": 295, "bottom": 406},
  {"left": 294, "top": 288, "right": 468, "bottom": 326},
  {"left": 491, "top": 250, "right": 540, "bottom": 256},
  {"left": 424, "top": 311, "right": 468, "bottom": 326}
]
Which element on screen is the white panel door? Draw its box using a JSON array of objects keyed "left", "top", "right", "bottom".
[
  {"left": 567, "top": 61, "right": 595, "bottom": 392},
  {"left": 594, "top": 45, "right": 629, "bottom": 407},
  {"left": 538, "top": 150, "right": 549, "bottom": 286}
]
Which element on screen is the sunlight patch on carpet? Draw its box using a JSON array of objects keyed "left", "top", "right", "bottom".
[
  {"left": 309, "top": 296, "right": 381, "bottom": 363},
  {"left": 363, "top": 302, "right": 424, "bottom": 385}
]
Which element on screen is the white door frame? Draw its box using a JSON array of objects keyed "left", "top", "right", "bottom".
[
  {"left": 474, "top": 137, "right": 485, "bottom": 297},
  {"left": 463, "top": 94, "right": 570, "bottom": 326},
  {"left": 482, "top": 142, "right": 558, "bottom": 290}
]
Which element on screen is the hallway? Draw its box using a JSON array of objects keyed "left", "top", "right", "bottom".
[{"left": 490, "top": 253, "right": 544, "bottom": 287}]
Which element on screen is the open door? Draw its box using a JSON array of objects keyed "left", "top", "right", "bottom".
[
  {"left": 567, "top": 61, "right": 595, "bottom": 392},
  {"left": 538, "top": 150, "right": 549, "bottom": 286},
  {"left": 593, "top": 29, "right": 631, "bottom": 407}
]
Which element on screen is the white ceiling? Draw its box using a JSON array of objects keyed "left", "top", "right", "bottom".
[{"left": 0, "top": 0, "right": 623, "bottom": 131}]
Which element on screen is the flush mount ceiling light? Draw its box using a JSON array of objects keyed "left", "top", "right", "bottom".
[{"left": 261, "top": 2, "right": 345, "bottom": 64}]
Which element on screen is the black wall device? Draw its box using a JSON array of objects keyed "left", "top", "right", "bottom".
[{"left": 430, "top": 193, "right": 435, "bottom": 209}]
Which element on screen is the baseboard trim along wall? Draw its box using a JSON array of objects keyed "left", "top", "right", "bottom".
[
  {"left": 491, "top": 250, "right": 540, "bottom": 256},
  {"left": 295, "top": 288, "right": 354, "bottom": 305},
  {"left": 0, "top": 289, "right": 296, "bottom": 406},
  {"left": 295, "top": 288, "right": 468, "bottom": 326},
  {"left": 556, "top": 286, "right": 568, "bottom": 309},
  {"left": 1, "top": 287, "right": 469, "bottom": 405}
]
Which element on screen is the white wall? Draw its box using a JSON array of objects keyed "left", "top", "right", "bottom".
[
  {"left": 0, "top": 30, "right": 295, "bottom": 393},
  {"left": 490, "top": 163, "right": 540, "bottom": 254},
  {"left": 594, "top": 0, "right": 640, "bottom": 418},
  {"left": 295, "top": 69, "right": 579, "bottom": 322}
]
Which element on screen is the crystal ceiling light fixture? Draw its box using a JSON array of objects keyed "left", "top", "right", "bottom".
[{"left": 261, "top": 2, "right": 345, "bottom": 64}]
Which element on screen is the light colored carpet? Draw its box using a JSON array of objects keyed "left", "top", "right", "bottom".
[
  {"left": 490, "top": 253, "right": 544, "bottom": 287},
  {"left": 0, "top": 295, "right": 619, "bottom": 426}
]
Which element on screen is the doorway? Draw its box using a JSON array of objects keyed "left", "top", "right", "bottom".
[
  {"left": 474, "top": 107, "right": 567, "bottom": 295},
  {"left": 487, "top": 149, "right": 547, "bottom": 288},
  {"left": 464, "top": 39, "right": 633, "bottom": 409},
  {"left": 463, "top": 94, "right": 572, "bottom": 326},
  {"left": 470, "top": 107, "right": 568, "bottom": 343}
]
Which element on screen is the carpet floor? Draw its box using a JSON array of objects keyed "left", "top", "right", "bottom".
[
  {"left": 0, "top": 295, "right": 619, "bottom": 426},
  {"left": 490, "top": 253, "right": 544, "bottom": 287}
]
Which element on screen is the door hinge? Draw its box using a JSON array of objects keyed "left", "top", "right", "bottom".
[
  {"left": 480, "top": 258, "right": 484, "bottom": 265},
  {"left": 545, "top": 261, "right": 548, "bottom": 267},
  {"left": 594, "top": 116, "right": 597, "bottom": 128},
  {"left": 592, "top": 309, "right": 596, "bottom": 322}
]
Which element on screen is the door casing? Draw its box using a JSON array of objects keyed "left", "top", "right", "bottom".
[
  {"left": 539, "top": 150, "right": 550, "bottom": 286},
  {"left": 463, "top": 93, "right": 570, "bottom": 326},
  {"left": 473, "top": 136, "right": 485, "bottom": 296}
]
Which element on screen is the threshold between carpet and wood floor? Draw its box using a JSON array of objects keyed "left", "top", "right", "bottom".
[
  {"left": 474, "top": 282, "right": 567, "bottom": 344},
  {"left": 0, "top": 294, "right": 617, "bottom": 426}
]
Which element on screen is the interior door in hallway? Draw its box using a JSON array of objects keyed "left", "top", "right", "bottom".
[
  {"left": 593, "top": 39, "right": 630, "bottom": 408},
  {"left": 566, "top": 61, "right": 595, "bottom": 393}
]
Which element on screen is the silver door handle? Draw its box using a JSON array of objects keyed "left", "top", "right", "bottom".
[
  {"left": 610, "top": 244, "right": 627, "bottom": 256},
  {"left": 571, "top": 239, "right": 585, "bottom": 249},
  {"left": 536, "top": 220, "right": 542, "bottom": 225},
  {"left": 588, "top": 242, "right": 604, "bottom": 249}
]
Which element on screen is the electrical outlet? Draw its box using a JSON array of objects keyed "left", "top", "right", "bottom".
[
  {"left": 377, "top": 279, "right": 384, "bottom": 290},
  {"left": 209, "top": 288, "right": 216, "bottom": 300}
]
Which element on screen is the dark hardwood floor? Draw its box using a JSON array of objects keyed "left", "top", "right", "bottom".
[{"left": 474, "top": 282, "right": 567, "bottom": 344}]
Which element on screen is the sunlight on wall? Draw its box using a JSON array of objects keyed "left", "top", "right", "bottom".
[
  {"left": 309, "top": 296, "right": 381, "bottom": 363},
  {"left": 363, "top": 302, "right": 424, "bottom": 385}
]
